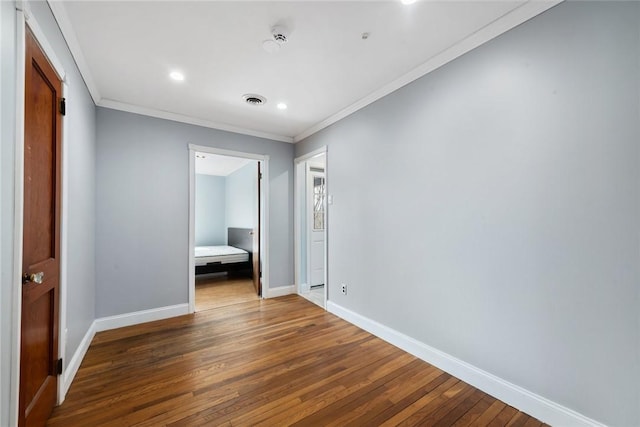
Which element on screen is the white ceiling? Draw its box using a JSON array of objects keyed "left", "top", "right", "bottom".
[
  {"left": 195, "top": 153, "right": 253, "bottom": 176},
  {"left": 50, "top": 1, "right": 559, "bottom": 143}
]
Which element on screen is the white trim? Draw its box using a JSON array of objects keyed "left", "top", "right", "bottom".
[
  {"left": 294, "top": 147, "right": 328, "bottom": 309},
  {"left": 46, "top": 0, "right": 100, "bottom": 103},
  {"left": 264, "top": 285, "right": 295, "bottom": 299},
  {"left": 188, "top": 150, "right": 196, "bottom": 313},
  {"left": 188, "top": 144, "right": 268, "bottom": 162},
  {"left": 293, "top": 162, "right": 303, "bottom": 297},
  {"left": 259, "top": 159, "right": 269, "bottom": 300},
  {"left": 57, "top": 80, "right": 69, "bottom": 405},
  {"left": 322, "top": 149, "right": 329, "bottom": 307},
  {"left": 45, "top": 0, "right": 558, "bottom": 146},
  {"left": 94, "top": 304, "right": 190, "bottom": 332},
  {"left": 0, "top": 0, "right": 3, "bottom": 416},
  {"left": 188, "top": 145, "right": 270, "bottom": 312},
  {"left": 292, "top": 0, "right": 562, "bottom": 142},
  {"left": 305, "top": 162, "right": 312, "bottom": 289},
  {"left": 16, "top": 8, "right": 71, "bottom": 412},
  {"left": 327, "top": 301, "right": 606, "bottom": 427},
  {"left": 10, "top": 9, "right": 27, "bottom": 427},
  {"left": 101, "top": 99, "right": 293, "bottom": 143},
  {"left": 23, "top": 9, "right": 66, "bottom": 82},
  {"left": 60, "top": 321, "right": 96, "bottom": 400},
  {"left": 293, "top": 147, "right": 327, "bottom": 164}
]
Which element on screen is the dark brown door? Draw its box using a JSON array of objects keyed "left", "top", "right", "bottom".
[
  {"left": 19, "top": 26, "right": 62, "bottom": 427},
  {"left": 252, "top": 162, "right": 261, "bottom": 296}
]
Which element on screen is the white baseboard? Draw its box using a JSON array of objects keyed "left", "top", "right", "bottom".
[
  {"left": 60, "top": 320, "right": 96, "bottom": 403},
  {"left": 264, "top": 285, "right": 295, "bottom": 299},
  {"left": 327, "top": 301, "right": 605, "bottom": 427},
  {"left": 94, "top": 303, "right": 190, "bottom": 332},
  {"left": 59, "top": 303, "right": 189, "bottom": 403}
]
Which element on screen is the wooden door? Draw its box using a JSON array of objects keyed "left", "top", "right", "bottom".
[
  {"left": 19, "top": 27, "right": 63, "bottom": 427},
  {"left": 252, "top": 162, "right": 261, "bottom": 296}
]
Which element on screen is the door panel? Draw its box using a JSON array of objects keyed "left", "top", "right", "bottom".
[
  {"left": 309, "top": 171, "right": 325, "bottom": 287},
  {"left": 20, "top": 26, "right": 62, "bottom": 427},
  {"left": 252, "top": 162, "right": 261, "bottom": 296}
]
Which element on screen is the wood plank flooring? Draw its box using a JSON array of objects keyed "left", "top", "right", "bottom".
[
  {"left": 47, "top": 295, "right": 546, "bottom": 426},
  {"left": 195, "top": 274, "right": 258, "bottom": 311}
]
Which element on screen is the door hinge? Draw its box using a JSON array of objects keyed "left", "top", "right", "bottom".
[
  {"left": 258, "top": 172, "right": 263, "bottom": 180},
  {"left": 59, "top": 97, "right": 66, "bottom": 116},
  {"left": 55, "top": 358, "right": 63, "bottom": 375}
]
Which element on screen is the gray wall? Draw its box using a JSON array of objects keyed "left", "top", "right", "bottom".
[
  {"left": 195, "top": 174, "right": 226, "bottom": 246},
  {"left": 0, "top": 0, "right": 97, "bottom": 422},
  {"left": 226, "top": 162, "right": 257, "bottom": 229},
  {"left": 296, "top": 2, "right": 640, "bottom": 425},
  {"left": 95, "top": 107, "right": 294, "bottom": 317}
]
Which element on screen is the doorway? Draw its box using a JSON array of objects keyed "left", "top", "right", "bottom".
[
  {"left": 188, "top": 146, "right": 269, "bottom": 313},
  {"left": 295, "top": 149, "right": 328, "bottom": 309}
]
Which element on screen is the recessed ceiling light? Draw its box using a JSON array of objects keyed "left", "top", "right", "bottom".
[
  {"left": 277, "top": 102, "right": 287, "bottom": 110},
  {"left": 169, "top": 71, "right": 185, "bottom": 81},
  {"left": 401, "top": 0, "right": 417, "bottom": 4}
]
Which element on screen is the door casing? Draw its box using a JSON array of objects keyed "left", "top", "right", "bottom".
[
  {"left": 10, "top": 4, "right": 71, "bottom": 426},
  {"left": 188, "top": 144, "right": 269, "bottom": 311},
  {"left": 294, "top": 147, "right": 328, "bottom": 308}
]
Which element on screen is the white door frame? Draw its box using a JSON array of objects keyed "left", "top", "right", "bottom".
[
  {"left": 10, "top": 3, "right": 71, "bottom": 425},
  {"left": 187, "top": 144, "right": 269, "bottom": 313},
  {"left": 294, "top": 147, "right": 328, "bottom": 308}
]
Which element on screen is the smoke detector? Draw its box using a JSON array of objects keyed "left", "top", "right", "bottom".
[
  {"left": 243, "top": 94, "right": 267, "bottom": 106},
  {"left": 271, "top": 25, "right": 290, "bottom": 43}
]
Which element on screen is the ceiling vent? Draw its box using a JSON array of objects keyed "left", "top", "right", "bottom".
[{"left": 243, "top": 94, "right": 267, "bottom": 106}]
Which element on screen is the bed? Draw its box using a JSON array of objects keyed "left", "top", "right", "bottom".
[{"left": 195, "top": 228, "right": 253, "bottom": 276}]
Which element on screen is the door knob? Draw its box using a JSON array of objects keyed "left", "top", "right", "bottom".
[{"left": 23, "top": 272, "right": 44, "bottom": 284}]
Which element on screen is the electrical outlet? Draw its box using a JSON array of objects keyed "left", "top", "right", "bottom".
[{"left": 341, "top": 283, "right": 347, "bottom": 295}]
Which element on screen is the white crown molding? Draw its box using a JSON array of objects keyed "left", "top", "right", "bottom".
[
  {"left": 99, "top": 98, "right": 294, "bottom": 143},
  {"left": 47, "top": 0, "right": 560, "bottom": 146},
  {"left": 327, "top": 301, "right": 606, "bottom": 427},
  {"left": 293, "top": 0, "right": 563, "bottom": 143},
  {"left": 47, "top": 0, "right": 101, "bottom": 104}
]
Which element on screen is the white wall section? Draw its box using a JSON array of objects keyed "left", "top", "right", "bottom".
[
  {"left": 95, "top": 108, "right": 294, "bottom": 317},
  {"left": 225, "top": 162, "right": 258, "bottom": 230},
  {"left": 296, "top": 2, "right": 640, "bottom": 425},
  {"left": 195, "top": 174, "right": 226, "bottom": 246}
]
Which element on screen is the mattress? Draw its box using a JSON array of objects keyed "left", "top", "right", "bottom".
[{"left": 195, "top": 245, "right": 249, "bottom": 266}]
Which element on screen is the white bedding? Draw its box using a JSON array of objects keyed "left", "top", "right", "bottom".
[{"left": 195, "top": 245, "right": 249, "bottom": 266}]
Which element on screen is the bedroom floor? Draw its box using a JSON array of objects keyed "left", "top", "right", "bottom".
[{"left": 195, "top": 274, "right": 259, "bottom": 311}]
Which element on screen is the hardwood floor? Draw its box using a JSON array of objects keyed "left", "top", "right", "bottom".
[
  {"left": 48, "top": 295, "right": 546, "bottom": 426},
  {"left": 195, "top": 274, "right": 258, "bottom": 311}
]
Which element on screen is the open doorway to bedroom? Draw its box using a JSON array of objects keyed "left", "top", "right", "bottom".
[
  {"left": 188, "top": 147, "right": 267, "bottom": 312},
  {"left": 295, "top": 148, "right": 328, "bottom": 309}
]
